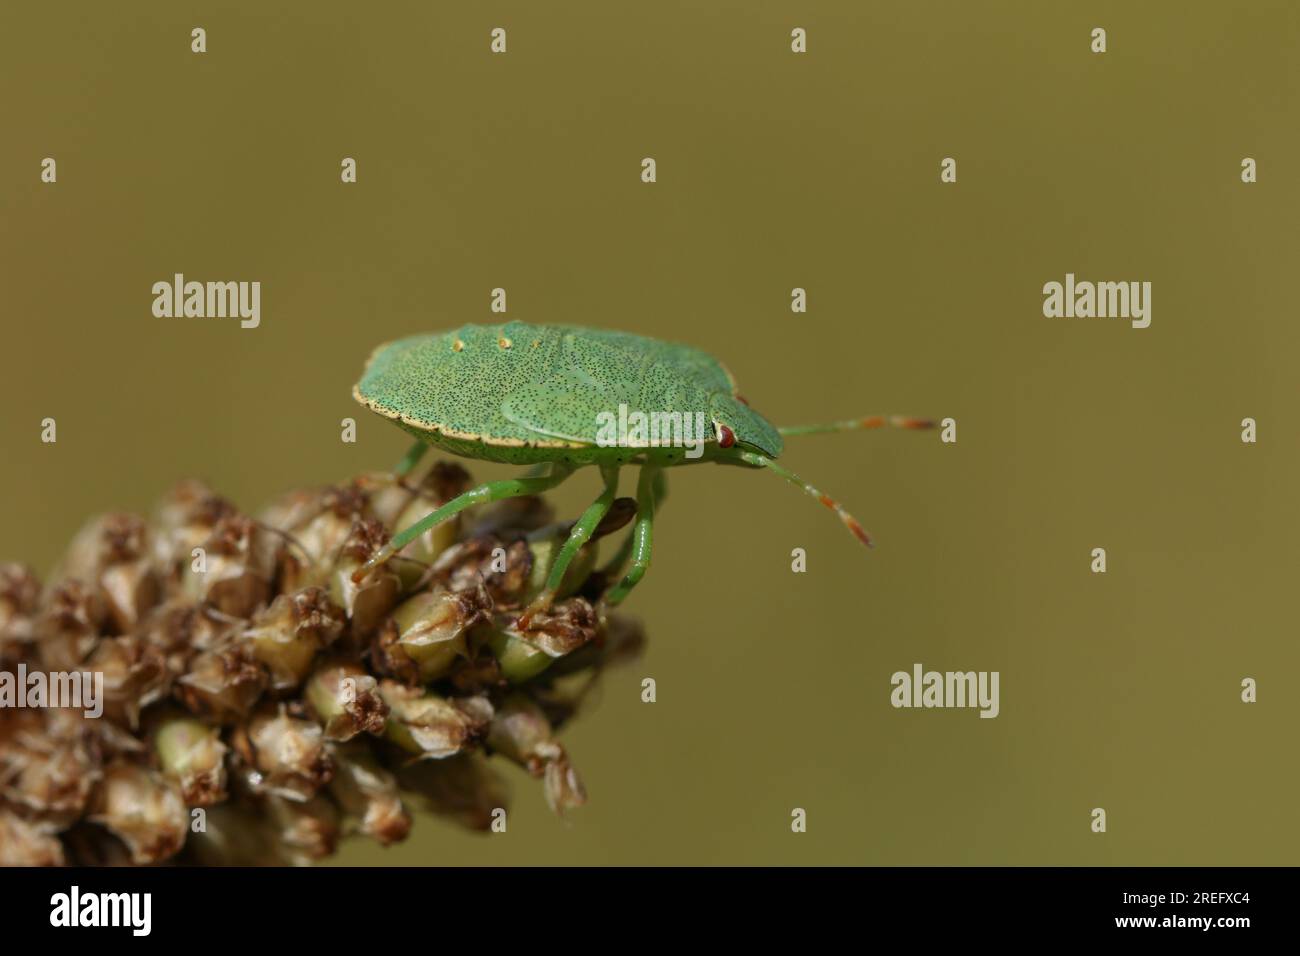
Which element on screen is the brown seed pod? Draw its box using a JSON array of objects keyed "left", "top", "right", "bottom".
[
  {"left": 241, "top": 587, "right": 346, "bottom": 691},
  {"left": 88, "top": 760, "right": 189, "bottom": 865},
  {"left": 231, "top": 707, "right": 334, "bottom": 802}
]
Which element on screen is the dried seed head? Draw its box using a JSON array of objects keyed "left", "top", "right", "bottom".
[
  {"left": 176, "top": 640, "right": 268, "bottom": 724},
  {"left": 487, "top": 695, "right": 586, "bottom": 813},
  {"left": 437, "top": 536, "right": 534, "bottom": 608},
  {"left": 443, "top": 651, "right": 506, "bottom": 695},
  {"left": 139, "top": 599, "right": 230, "bottom": 680},
  {"left": 56, "top": 514, "right": 160, "bottom": 633},
  {"left": 36, "top": 579, "right": 108, "bottom": 672},
  {"left": 152, "top": 480, "right": 236, "bottom": 571},
  {"left": 0, "top": 717, "right": 101, "bottom": 827},
  {"left": 0, "top": 810, "right": 66, "bottom": 866},
  {"left": 232, "top": 708, "right": 334, "bottom": 802},
  {"left": 304, "top": 661, "right": 388, "bottom": 741},
  {"left": 152, "top": 714, "right": 228, "bottom": 805},
  {"left": 0, "top": 564, "right": 41, "bottom": 669},
  {"left": 329, "top": 519, "right": 402, "bottom": 636},
  {"left": 380, "top": 681, "right": 493, "bottom": 760},
  {"left": 1, "top": 455, "right": 648, "bottom": 864},
  {"left": 182, "top": 513, "right": 278, "bottom": 617},
  {"left": 88, "top": 760, "right": 189, "bottom": 864},
  {"left": 328, "top": 742, "right": 410, "bottom": 846},
  {"left": 372, "top": 583, "right": 491, "bottom": 684},
  {"left": 263, "top": 483, "right": 372, "bottom": 589},
  {"left": 0, "top": 563, "right": 41, "bottom": 637},
  {"left": 241, "top": 587, "right": 346, "bottom": 691},
  {"left": 86, "top": 635, "right": 169, "bottom": 729}
]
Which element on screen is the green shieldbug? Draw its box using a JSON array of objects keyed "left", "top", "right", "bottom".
[{"left": 352, "top": 321, "right": 930, "bottom": 625}]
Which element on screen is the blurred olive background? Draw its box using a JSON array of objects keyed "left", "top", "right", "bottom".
[{"left": 2, "top": 2, "right": 1296, "bottom": 865}]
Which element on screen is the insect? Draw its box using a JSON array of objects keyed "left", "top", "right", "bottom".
[{"left": 351, "top": 321, "right": 931, "bottom": 626}]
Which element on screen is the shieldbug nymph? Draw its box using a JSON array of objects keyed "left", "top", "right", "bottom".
[{"left": 352, "top": 321, "right": 931, "bottom": 626}]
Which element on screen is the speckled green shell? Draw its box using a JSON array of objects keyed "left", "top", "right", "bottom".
[{"left": 353, "top": 321, "right": 783, "bottom": 465}]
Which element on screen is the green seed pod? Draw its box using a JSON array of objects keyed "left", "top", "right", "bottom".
[
  {"left": 304, "top": 661, "right": 388, "bottom": 741},
  {"left": 241, "top": 587, "right": 346, "bottom": 691},
  {"left": 371, "top": 583, "right": 490, "bottom": 684},
  {"left": 152, "top": 714, "right": 228, "bottom": 805},
  {"left": 485, "top": 597, "right": 599, "bottom": 684}
]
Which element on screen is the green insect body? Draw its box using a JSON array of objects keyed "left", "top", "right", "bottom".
[{"left": 353, "top": 320, "right": 931, "bottom": 624}]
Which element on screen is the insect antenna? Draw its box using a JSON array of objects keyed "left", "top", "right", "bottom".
[
  {"left": 777, "top": 415, "right": 933, "bottom": 437},
  {"left": 736, "top": 450, "right": 873, "bottom": 548}
]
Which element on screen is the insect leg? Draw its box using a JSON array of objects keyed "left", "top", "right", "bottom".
[
  {"left": 393, "top": 440, "right": 429, "bottom": 478},
  {"left": 351, "top": 463, "right": 576, "bottom": 583},
  {"left": 598, "top": 468, "right": 666, "bottom": 581},
  {"left": 603, "top": 464, "right": 660, "bottom": 607},
  {"left": 517, "top": 464, "right": 620, "bottom": 627},
  {"left": 777, "top": 416, "right": 933, "bottom": 437}
]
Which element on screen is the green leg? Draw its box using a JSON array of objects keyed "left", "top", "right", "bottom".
[
  {"left": 352, "top": 463, "right": 575, "bottom": 582},
  {"left": 393, "top": 440, "right": 429, "bottom": 478},
  {"left": 599, "top": 469, "right": 666, "bottom": 580},
  {"left": 604, "top": 465, "right": 660, "bottom": 607},
  {"left": 518, "top": 465, "right": 620, "bottom": 626}
]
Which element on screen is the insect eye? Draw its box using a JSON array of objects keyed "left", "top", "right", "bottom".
[{"left": 716, "top": 423, "right": 736, "bottom": 448}]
